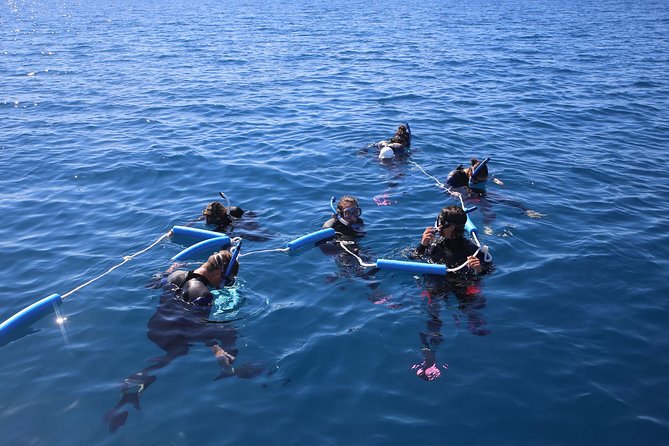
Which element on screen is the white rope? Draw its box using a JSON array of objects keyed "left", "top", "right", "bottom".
[
  {"left": 458, "top": 222, "right": 491, "bottom": 262},
  {"left": 338, "top": 241, "right": 377, "bottom": 268},
  {"left": 238, "top": 247, "right": 290, "bottom": 257},
  {"left": 446, "top": 259, "right": 471, "bottom": 273},
  {"left": 444, "top": 245, "right": 491, "bottom": 272},
  {"left": 448, "top": 189, "right": 466, "bottom": 208},
  {"left": 409, "top": 160, "right": 448, "bottom": 189},
  {"left": 61, "top": 231, "right": 172, "bottom": 300}
]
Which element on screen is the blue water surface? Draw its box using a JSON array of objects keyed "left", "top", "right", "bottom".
[{"left": 1, "top": 0, "right": 669, "bottom": 444}]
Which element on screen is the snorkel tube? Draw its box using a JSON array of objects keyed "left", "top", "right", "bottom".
[
  {"left": 217, "top": 192, "right": 245, "bottom": 219},
  {"left": 468, "top": 157, "right": 490, "bottom": 190},
  {"left": 219, "top": 192, "right": 231, "bottom": 210},
  {"left": 463, "top": 206, "right": 479, "bottom": 237},
  {"left": 223, "top": 239, "right": 242, "bottom": 285},
  {"left": 330, "top": 196, "right": 351, "bottom": 227},
  {"left": 330, "top": 196, "right": 339, "bottom": 217},
  {"left": 404, "top": 122, "right": 411, "bottom": 146}
]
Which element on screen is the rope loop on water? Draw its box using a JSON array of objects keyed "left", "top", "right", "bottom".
[
  {"left": 338, "top": 241, "right": 377, "bottom": 268},
  {"left": 444, "top": 246, "right": 489, "bottom": 273}
]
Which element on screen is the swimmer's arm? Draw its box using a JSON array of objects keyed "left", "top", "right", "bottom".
[
  {"left": 410, "top": 227, "right": 435, "bottom": 259},
  {"left": 322, "top": 218, "right": 335, "bottom": 229},
  {"left": 165, "top": 263, "right": 186, "bottom": 275},
  {"left": 409, "top": 245, "right": 427, "bottom": 260}
]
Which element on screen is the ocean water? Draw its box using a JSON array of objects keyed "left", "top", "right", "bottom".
[{"left": 2, "top": 0, "right": 669, "bottom": 444}]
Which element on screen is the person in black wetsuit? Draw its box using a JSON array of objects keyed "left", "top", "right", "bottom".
[
  {"left": 320, "top": 196, "right": 389, "bottom": 302},
  {"left": 446, "top": 157, "right": 489, "bottom": 196},
  {"left": 322, "top": 195, "right": 365, "bottom": 238},
  {"left": 102, "top": 249, "right": 261, "bottom": 433},
  {"left": 320, "top": 195, "right": 366, "bottom": 258},
  {"left": 410, "top": 205, "right": 493, "bottom": 380},
  {"left": 414, "top": 205, "right": 489, "bottom": 273},
  {"left": 201, "top": 194, "right": 273, "bottom": 242},
  {"left": 165, "top": 249, "right": 239, "bottom": 306},
  {"left": 446, "top": 158, "right": 545, "bottom": 223}
]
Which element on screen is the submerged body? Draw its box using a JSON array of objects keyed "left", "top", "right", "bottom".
[{"left": 102, "top": 249, "right": 260, "bottom": 433}]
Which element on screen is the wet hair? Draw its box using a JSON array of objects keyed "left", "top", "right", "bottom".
[
  {"left": 390, "top": 125, "right": 411, "bottom": 146},
  {"left": 202, "top": 250, "right": 239, "bottom": 277},
  {"left": 337, "top": 196, "right": 359, "bottom": 214},
  {"left": 203, "top": 201, "right": 231, "bottom": 227},
  {"left": 470, "top": 158, "right": 488, "bottom": 182},
  {"left": 437, "top": 205, "right": 467, "bottom": 239}
]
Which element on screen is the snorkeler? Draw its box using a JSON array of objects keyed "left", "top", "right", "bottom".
[
  {"left": 414, "top": 205, "right": 491, "bottom": 274},
  {"left": 320, "top": 196, "right": 388, "bottom": 302},
  {"left": 102, "top": 243, "right": 263, "bottom": 433},
  {"left": 377, "top": 123, "right": 412, "bottom": 159},
  {"left": 410, "top": 205, "right": 493, "bottom": 380},
  {"left": 202, "top": 192, "right": 246, "bottom": 232},
  {"left": 446, "top": 157, "right": 489, "bottom": 194},
  {"left": 444, "top": 157, "right": 544, "bottom": 219},
  {"left": 201, "top": 192, "right": 273, "bottom": 241}
]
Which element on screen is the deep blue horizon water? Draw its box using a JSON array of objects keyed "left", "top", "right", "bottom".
[{"left": 2, "top": 0, "right": 669, "bottom": 444}]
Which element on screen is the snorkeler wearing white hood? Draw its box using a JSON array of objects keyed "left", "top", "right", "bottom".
[{"left": 377, "top": 123, "right": 412, "bottom": 159}]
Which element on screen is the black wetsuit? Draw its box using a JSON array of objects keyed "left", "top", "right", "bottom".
[
  {"left": 322, "top": 217, "right": 365, "bottom": 238},
  {"left": 319, "top": 216, "right": 367, "bottom": 259},
  {"left": 413, "top": 236, "right": 491, "bottom": 277},
  {"left": 414, "top": 236, "right": 493, "bottom": 340},
  {"left": 166, "top": 270, "right": 214, "bottom": 306}
]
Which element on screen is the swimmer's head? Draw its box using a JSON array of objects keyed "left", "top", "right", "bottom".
[
  {"left": 336, "top": 196, "right": 362, "bottom": 223},
  {"left": 203, "top": 250, "right": 239, "bottom": 287},
  {"left": 203, "top": 201, "right": 231, "bottom": 227},
  {"left": 379, "top": 146, "right": 395, "bottom": 160},
  {"left": 436, "top": 205, "right": 467, "bottom": 238},
  {"left": 392, "top": 124, "right": 411, "bottom": 146},
  {"left": 396, "top": 124, "right": 410, "bottom": 137}
]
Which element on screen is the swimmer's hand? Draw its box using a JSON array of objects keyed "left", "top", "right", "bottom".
[
  {"left": 467, "top": 255, "right": 482, "bottom": 274},
  {"left": 165, "top": 263, "right": 181, "bottom": 274},
  {"left": 421, "top": 227, "right": 437, "bottom": 246}
]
